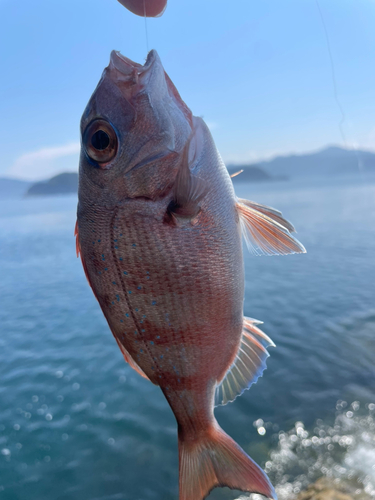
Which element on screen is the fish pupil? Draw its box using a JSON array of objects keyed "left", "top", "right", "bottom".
[{"left": 91, "top": 130, "right": 110, "bottom": 150}]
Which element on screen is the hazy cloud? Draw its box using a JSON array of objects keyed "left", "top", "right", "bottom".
[
  {"left": 222, "top": 148, "right": 293, "bottom": 165},
  {"left": 361, "top": 127, "right": 375, "bottom": 151},
  {"left": 205, "top": 121, "right": 219, "bottom": 131},
  {"left": 7, "top": 142, "right": 80, "bottom": 181}
]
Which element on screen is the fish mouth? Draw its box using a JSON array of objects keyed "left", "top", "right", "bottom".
[
  {"left": 108, "top": 50, "right": 158, "bottom": 88},
  {"left": 107, "top": 48, "right": 193, "bottom": 127}
]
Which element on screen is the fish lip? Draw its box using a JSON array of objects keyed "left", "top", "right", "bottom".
[{"left": 109, "top": 49, "right": 157, "bottom": 78}]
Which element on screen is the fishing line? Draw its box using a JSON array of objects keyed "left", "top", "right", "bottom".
[
  {"left": 315, "top": 1, "right": 363, "bottom": 173},
  {"left": 315, "top": 0, "right": 347, "bottom": 147},
  {"left": 143, "top": 0, "right": 150, "bottom": 53}
]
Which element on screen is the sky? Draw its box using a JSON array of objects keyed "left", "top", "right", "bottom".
[{"left": 1, "top": 0, "right": 375, "bottom": 181}]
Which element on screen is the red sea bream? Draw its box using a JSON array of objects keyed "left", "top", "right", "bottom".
[{"left": 75, "top": 50, "right": 305, "bottom": 500}]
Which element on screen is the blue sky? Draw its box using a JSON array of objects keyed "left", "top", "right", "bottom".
[{"left": 1, "top": 0, "right": 375, "bottom": 180}]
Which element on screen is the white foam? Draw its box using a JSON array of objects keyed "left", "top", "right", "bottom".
[{"left": 236, "top": 402, "right": 375, "bottom": 499}]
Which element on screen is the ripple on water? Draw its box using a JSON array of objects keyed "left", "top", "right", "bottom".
[
  {"left": 235, "top": 403, "right": 375, "bottom": 500},
  {"left": 1, "top": 178, "right": 375, "bottom": 499}
]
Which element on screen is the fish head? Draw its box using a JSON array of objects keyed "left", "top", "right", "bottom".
[{"left": 79, "top": 50, "right": 192, "bottom": 206}]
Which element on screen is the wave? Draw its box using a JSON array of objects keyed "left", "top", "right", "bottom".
[{"left": 237, "top": 402, "right": 375, "bottom": 499}]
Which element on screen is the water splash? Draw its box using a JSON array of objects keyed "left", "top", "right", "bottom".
[{"left": 239, "top": 402, "right": 375, "bottom": 499}]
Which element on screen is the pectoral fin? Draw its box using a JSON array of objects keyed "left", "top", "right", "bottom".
[
  {"left": 168, "top": 133, "right": 207, "bottom": 219},
  {"left": 236, "top": 199, "right": 306, "bottom": 256}
]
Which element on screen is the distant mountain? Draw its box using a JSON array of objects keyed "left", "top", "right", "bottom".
[
  {"left": 23, "top": 167, "right": 275, "bottom": 198},
  {"left": 26, "top": 172, "right": 78, "bottom": 196},
  {"left": 7, "top": 146, "right": 374, "bottom": 199},
  {"left": 240, "top": 146, "right": 375, "bottom": 179},
  {"left": 0, "top": 177, "right": 32, "bottom": 199},
  {"left": 226, "top": 165, "right": 276, "bottom": 182}
]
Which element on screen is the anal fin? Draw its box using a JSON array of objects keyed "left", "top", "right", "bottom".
[
  {"left": 114, "top": 338, "right": 151, "bottom": 382},
  {"left": 75, "top": 221, "right": 150, "bottom": 383},
  {"left": 236, "top": 198, "right": 306, "bottom": 256},
  {"left": 215, "top": 317, "right": 275, "bottom": 406}
]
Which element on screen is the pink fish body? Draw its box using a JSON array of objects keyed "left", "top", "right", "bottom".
[{"left": 76, "top": 50, "right": 305, "bottom": 500}]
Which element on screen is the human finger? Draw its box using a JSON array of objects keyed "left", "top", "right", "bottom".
[{"left": 116, "top": 0, "right": 167, "bottom": 17}]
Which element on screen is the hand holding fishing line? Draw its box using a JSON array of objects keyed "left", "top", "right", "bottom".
[{"left": 117, "top": 0, "right": 167, "bottom": 17}]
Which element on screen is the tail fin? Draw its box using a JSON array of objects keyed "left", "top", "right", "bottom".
[{"left": 179, "top": 423, "right": 276, "bottom": 500}]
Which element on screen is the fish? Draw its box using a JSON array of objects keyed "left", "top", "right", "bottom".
[{"left": 75, "top": 49, "right": 306, "bottom": 500}]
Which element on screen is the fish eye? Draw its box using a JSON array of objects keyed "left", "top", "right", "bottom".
[{"left": 83, "top": 119, "right": 118, "bottom": 166}]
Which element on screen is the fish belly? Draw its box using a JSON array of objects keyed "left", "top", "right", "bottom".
[{"left": 77, "top": 195, "right": 244, "bottom": 399}]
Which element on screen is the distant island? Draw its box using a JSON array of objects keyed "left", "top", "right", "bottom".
[
  {"left": 1, "top": 146, "right": 374, "bottom": 198},
  {"left": 227, "top": 165, "right": 287, "bottom": 182},
  {"left": 0, "top": 177, "right": 32, "bottom": 199},
  {"left": 23, "top": 165, "right": 277, "bottom": 197},
  {"left": 239, "top": 145, "right": 375, "bottom": 179},
  {"left": 26, "top": 172, "right": 78, "bottom": 197}
]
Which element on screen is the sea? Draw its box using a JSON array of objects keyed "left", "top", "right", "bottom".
[{"left": 0, "top": 173, "right": 374, "bottom": 500}]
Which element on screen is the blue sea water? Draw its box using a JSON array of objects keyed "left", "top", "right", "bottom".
[{"left": 0, "top": 174, "right": 374, "bottom": 500}]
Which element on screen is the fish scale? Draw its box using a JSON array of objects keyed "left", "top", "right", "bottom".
[
  {"left": 76, "top": 49, "right": 305, "bottom": 500},
  {"left": 81, "top": 203, "right": 242, "bottom": 387}
]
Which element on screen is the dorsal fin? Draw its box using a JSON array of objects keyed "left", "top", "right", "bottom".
[
  {"left": 215, "top": 317, "right": 275, "bottom": 406},
  {"left": 230, "top": 169, "right": 244, "bottom": 178},
  {"left": 236, "top": 198, "right": 306, "bottom": 256}
]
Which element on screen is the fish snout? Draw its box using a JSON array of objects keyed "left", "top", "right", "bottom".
[{"left": 108, "top": 50, "right": 161, "bottom": 91}]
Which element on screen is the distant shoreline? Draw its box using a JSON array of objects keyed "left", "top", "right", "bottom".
[{"left": 1, "top": 145, "right": 374, "bottom": 198}]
